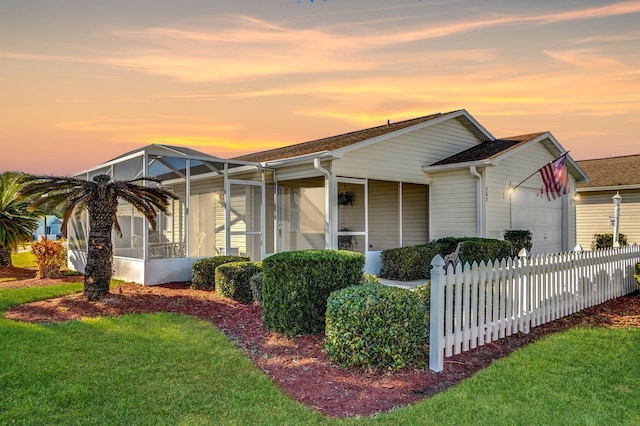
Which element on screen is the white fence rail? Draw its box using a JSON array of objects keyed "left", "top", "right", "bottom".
[{"left": 429, "top": 245, "right": 640, "bottom": 372}]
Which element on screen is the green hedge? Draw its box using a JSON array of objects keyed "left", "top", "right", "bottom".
[
  {"left": 191, "top": 256, "right": 249, "bottom": 290},
  {"left": 457, "top": 238, "right": 512, "bottom": 265},
  {"left": 379, "top": 237, "right": 513, "bottom": 280},
  {"left": 379, "top": 244, "right": 443, "bottom": 281},
  {"left": 325, "top": 283, "right": 428, "bottom": 370},
  {"left": 592, "top": 233, "right": 628, "bottom": 250},
  {"left": 215, "top": 261, "right": 262, "bottom": 304},
  {"left": 635, "top": 262, "right": 640, "bottom": 290},
  {"left": 262, "top": 250, "right": 364, "bottom": 336}
]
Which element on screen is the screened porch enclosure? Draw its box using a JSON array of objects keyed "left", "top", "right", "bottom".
[
  {"left": 275, "top": 175, "right": 429, "bottom": 274},
  {"left": 67, "top": 145, "right": 270, "bottom": 284}
]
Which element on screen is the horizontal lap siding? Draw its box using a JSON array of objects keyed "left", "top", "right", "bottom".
[
  {"left": 430, "top": 169, "right": 476, "bottom": 239},
  {"left": 576, "top": 190, "right": 640, "bottom": 247},
  {"left": 331, "top": 119, "right": 480, "bottom": 182}
]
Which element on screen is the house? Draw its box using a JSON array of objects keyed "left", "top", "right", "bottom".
[
  {"left": 575, "top": 154, "right": 640, "bottom": 248},
  {"left": 33, "top": 215, "right": 63, "bottom": 241},
  {"left": 67, "top": 109, "right": 588, "bottom": 284}
]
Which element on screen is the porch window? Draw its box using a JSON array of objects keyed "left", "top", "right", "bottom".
[{"left": 277, "top": 177, "right": 325, "bottom": 251}]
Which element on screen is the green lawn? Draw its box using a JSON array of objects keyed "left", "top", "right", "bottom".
[
  {"left": 1, "top": 281, "right": 638, "bottom": 425},
  {"left": 11, "top": 250, "right": 35, "bottom": 268}
]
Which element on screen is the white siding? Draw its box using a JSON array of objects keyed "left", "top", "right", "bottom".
[
  {"left": 430, "top": 169, "right": 477, "bottom": 239},
  {"left": 332, "top": 119, "right": 481, "bottom": 183},
  {"left": 484, "top": 143, "right": 576, "bottom": 252},
  {"left": 576, "top": 190, "right": 640, "bottom": 248}
]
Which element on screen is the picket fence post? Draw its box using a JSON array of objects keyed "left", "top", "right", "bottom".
[{"left": 429, "top": 254, "right": 446, "bottom": 372}]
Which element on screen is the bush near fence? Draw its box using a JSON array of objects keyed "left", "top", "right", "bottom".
[
  {"left": 325, "top": 283, "right": 428, "bottom": 370},
  {"left": 215, "top": 261, "right": 262, "bottom": 304},
  {"left": 262, "top": 249, "right": 364, "bottom": 336},
  {"left": 503, "top": 230, "right": 533, "bottom": 256},
  {"left": 191, "top": 256, "right": 249, "bottom": 290},
  {"left": 592, "top": 233, "right": 628, "bottom": 250},
  {"left": 379, "top": 237, "right": 512, "bottom": 280}
]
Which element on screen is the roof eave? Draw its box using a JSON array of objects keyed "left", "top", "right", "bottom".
[
  {"left": 577, "top": 184, "right": 640, "bottom": 192},
  {"left": 422, "top": 159, "right": 495, "bottom": 173},
  {"left": 262, "top": 150, "right": 341, "bottom": 168}
]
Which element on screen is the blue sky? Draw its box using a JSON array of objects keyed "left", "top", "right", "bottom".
[{"left": 1, "top": 0, "right": 639, "bottom": 174}]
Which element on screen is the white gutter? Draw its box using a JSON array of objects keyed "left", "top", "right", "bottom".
[
  {"left": 576, "top": 184, "right": 640, "bottom": 192},
  {"left": 423, "top": 159, "right": 493, "bottom": 173},
  {"left": 263, "top": 150, "right": 340, "bottom": 168},
  {"left": 313, "top": 158, "right": 333, "bottom": 249},
  {"left": 470, "top": 166, "right": 484, "bottom": 237}
]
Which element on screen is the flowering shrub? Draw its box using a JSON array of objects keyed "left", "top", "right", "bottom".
[{"left": 31, "top": 238, "right": 67, "bottom": 279}]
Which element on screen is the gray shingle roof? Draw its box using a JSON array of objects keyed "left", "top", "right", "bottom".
[{"left": 429, "top": 132, "right": 545, "bottom": 166}]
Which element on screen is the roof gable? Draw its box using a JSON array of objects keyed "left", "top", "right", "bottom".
[
  {"left": 233, "top": 109, "right": 493, "bottom": 163},
  {"left": 577, "top": 154, "right": 640, "bottom": 189},
  {"left": 429, "top": 133, "right": 545, "bottom": 166}
]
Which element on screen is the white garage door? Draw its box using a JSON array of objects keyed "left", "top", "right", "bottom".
[{"left": 512, "top": 188, "right": 563, "bottom": 254}]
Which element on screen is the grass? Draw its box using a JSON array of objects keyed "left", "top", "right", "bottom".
[
  {"left": 11, "top": 250, "right": 36, "bottom": 268},
  {"left": 0, "top": 275, "right": 639, "bottom": 425}
]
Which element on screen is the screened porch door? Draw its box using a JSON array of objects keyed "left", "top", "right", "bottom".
[
  {"left": 226, "top": 180, "right": 264, "bottom": 260},
  {"left": 337, "top": 178, "right": 367, "bottom": 254}
]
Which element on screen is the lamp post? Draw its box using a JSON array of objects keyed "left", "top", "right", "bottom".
[{"left": 612, "top": 192, "right": 622, "bottom": 248}]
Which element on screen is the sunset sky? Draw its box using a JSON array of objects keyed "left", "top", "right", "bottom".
[{"left": 2, "top": 0, "right": 639, "bottom": 175}]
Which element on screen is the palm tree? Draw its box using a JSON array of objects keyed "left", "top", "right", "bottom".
[
  {"left": 22, "top": 174, "right": 177, "bottom": 300},
  {"left": 0, "top": 172, "right": 42, "bottom": 267}
]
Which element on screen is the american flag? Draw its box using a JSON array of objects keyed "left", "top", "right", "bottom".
[{"left": 539, "top": 153, "right": 569, "bottom": 200}]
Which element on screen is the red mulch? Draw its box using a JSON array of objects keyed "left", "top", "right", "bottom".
[{"left": 2, "top": 266, "right": 640, "bottom": 418}]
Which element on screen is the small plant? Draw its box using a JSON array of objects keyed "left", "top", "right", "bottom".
[
  {"left": 634, "top": 262, "right": 640, "bottom": 290},
  {"left": 249, "top": 272, "right": 263, "bottom": 304},
  {"left": 361, "top": 273, "right": 381, "bottom": 284},
  {"left": 30, "top": 238, "right": 67, "bottom": 279},
  {"left": 325, "top": 283, "right": 428, "bottom": 370},
  {"left": 504, "top": 230, "right": 533, "bottom": 257},
  {"left": 592, "top": 233, "right": 628, "bottom": 250}
]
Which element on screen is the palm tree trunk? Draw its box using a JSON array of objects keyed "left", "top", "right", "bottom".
[
  {"left": 0, "top": 245, "right": 12, "bottom": 267},
  {"left": 84, "top": 197, "right": 117, "bottom": 301}
]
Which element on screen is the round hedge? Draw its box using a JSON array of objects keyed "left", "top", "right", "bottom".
[{"left": 325, "top": 283, "right": 428, "bottom": 370}]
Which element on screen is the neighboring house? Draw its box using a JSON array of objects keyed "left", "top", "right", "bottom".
[
  {"left": 68, "top": 109, "right": 588, "bottom": 284},
  {"left": 33, "top": 215, "right": 63, "bottom": 241},
  {"left": 575, "top": 154, "right": 640, "bottom": 248}
]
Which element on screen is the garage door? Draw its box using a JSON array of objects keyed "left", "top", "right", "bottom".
[{"left": 511, "top": 188, "right": 563, "bottom": 254}]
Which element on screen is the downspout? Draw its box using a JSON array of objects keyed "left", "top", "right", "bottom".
[
  {"left": 313, "top": 158, "right": 332, "bottom": 249},
  {"left": 470, "top": 166, "right": 483, "bottom": 237}
]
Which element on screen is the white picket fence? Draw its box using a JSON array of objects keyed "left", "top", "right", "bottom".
[{"left": 429, "top": 245, "right": 640, "bottom": 372}]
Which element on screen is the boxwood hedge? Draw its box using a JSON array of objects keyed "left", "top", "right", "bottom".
[
  {"left": 262, "top": 249, "right": 364, "bottom": 336},
  {"left": 215, "top": 261, "right": 262, "bottom": 304},
  {"left": 325, "top": 283, "right": 428, "bottom": 370},
  {"left": 190, "top": 255, "right": 248, "bottom": 290}
]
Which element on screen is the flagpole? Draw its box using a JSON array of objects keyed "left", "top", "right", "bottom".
[{"left": 511, "top": 151, "right": 569, "bottom": 191}]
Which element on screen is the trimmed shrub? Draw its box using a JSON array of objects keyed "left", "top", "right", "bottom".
[
  {"left": 325, "top": 283, "right": 428, "bottom": 370},
  {"left": 262, "top": 249, "right": 365, "bottom": 336},
  {"left": 215, "top": 261, "right": 262, "bottom": 304},
  {"left": 503, "top": 230, "right": 533, "bottom": 257},
  {"left": 592, "top": 233, "right": 628, "bottom": 250},
  {"left": 634, "top": 262, "right": 640, "bottom": 290},
  {"left": 379, "top": 244, "right": 443, "bottom": 280},
  {"left": 459, "top": 238, "right": 512, "bottom": 265},
  {"left": 431, "top": 237, "right": 468, "bottom": 255},
  {"left": 191, "top": 255, "right": 248, "bottom": 290}
]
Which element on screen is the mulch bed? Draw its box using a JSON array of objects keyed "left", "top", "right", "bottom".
[{"left": 2, "top": 267, "right": 640, "bottom": 418}]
